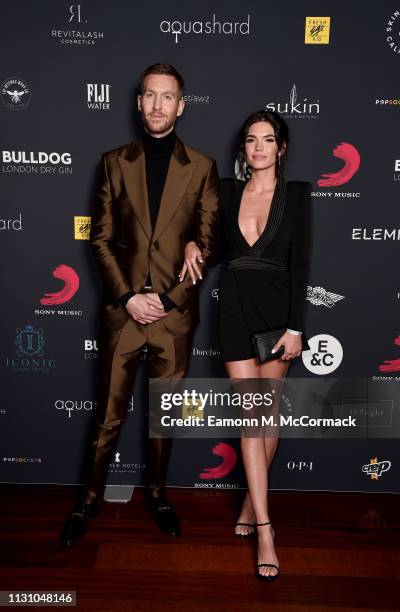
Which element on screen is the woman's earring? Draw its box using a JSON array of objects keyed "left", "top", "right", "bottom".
[{"left": 244, "top": 158, "right": 252, "bottom": 180}]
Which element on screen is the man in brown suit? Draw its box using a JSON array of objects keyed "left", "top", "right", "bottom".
[{"left": 60, "top": 63, "right": 219, "bottom": 546}]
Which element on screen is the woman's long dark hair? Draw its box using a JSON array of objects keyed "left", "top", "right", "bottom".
[{"left": 236, "top": 110, "right": 289, "bottom": 179}]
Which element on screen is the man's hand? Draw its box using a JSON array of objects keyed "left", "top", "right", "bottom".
[
  {"left": 126, "top": 293, "right": 167, "bottom": 325},
  {"left": 178, "top": 241, "right": 203, "bottom": 284}
]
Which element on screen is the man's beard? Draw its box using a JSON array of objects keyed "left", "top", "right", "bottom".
[{"left": 142, "top": 112, "right": 176, "bottom": 136}]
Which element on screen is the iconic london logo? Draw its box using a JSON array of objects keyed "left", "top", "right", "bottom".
[
  {"left": 302, "top": 334, "right": 343, "bottom": 375},
  {"left": 74, "top": 216, "right": 91, "bottom": 239},
  {"left": 6, "top": 324, "right": 56, "bottom": 373},
  {"left": 378, "top": 335, "right": 400, "bottom": 373},
  {"left": 266, "top": 84, "right": 320, "bottom": 119},
  {"left": 362, "top": 457, "right": 391, "bottom": 479},
  {"left": 1, "top": 78, "right": 31, "bottom": 110},
  {"left": 39, "top": 265, "right": 80, "bottom": 306},
  {"left": 317, "top": 143, "right": 360, "bottom": 187},
  {"left": 16, "top": 324, "right": 45, "bottom": 357},
  {"left": 199, "top": 442, "right": 237, "bottom": 479},
  {"left": 307, "top": 286, "right": 345, "bottom": 308},
  {"left": 304, "top": 16, "right": 331, "bottom": 44}
]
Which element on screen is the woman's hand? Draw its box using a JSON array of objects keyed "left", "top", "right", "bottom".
[
  {"left": 178, "top": 241, "right": 203, "bottom": 284},
  {"left": 272, "top": 331, "right": 302, "bottom": 361}
]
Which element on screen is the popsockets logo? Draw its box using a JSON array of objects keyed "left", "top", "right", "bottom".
[
  {"left": 317, "top": 143, "right": 360, "bottom": 187},
  {"left": 362, "top": 457, "right": 391, "bottom": 479},
  {"left": 1, "top": 78, "right": 31, "bottom": 110},
  {"left": 160, "top": 14, "right": 250, "bottom": 43},
  {"left": 302, "top": 334, "right": 343, "bottom": 375},
  {"left": 199, "top": 442, "right": 237, "bottom": 479}
]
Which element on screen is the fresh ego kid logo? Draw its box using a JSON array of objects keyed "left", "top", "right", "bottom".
[
  {"left": 199, "top": 442, "right": 237, "bottom": 479},
  {"left": 317, "top": 143, "right": 360, "bottom": 187},
  {"left": 40, "top": 265, "right": 79, "bottom": 305},
  {"left": 302, "top": 334, "right": 343, "bottom": 374}
]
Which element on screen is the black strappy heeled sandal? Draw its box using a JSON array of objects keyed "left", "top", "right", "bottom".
[
  {"left": 255, "top": 521, "right": 280, "bottom": 582},
  {"left": 235, "top": 522, "right": 255, "bottom": 537}
]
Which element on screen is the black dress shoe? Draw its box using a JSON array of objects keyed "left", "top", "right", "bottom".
[
  {"left": 59, "top": 498, "right": 99, "bottom": 548},
  {"left": 144, "top": 491, "right": 181, "bottom": 537}
]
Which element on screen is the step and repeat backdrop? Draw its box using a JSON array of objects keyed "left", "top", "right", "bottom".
[{"left": 1, "top": 1, "right": 400, "bottom": 493}]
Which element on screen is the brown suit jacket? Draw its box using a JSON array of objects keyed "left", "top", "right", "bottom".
[{"left": 90, "top": 137, "right": 220, "bottom": 331}]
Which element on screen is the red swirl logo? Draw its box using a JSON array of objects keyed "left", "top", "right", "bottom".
[
  {"left": 40, "top": 264, "right": 80, "bottom": 305},
  {"left": 379, "top": 335, "right": 400, "bottom": 372},
  {"left": 317, "top": 142, "right": 360, "bottom": 187},
  {"left": 199, "top": 442, "right": 237, "bottom": 480}
]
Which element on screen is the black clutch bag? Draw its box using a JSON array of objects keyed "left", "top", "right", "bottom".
[{"left": 251, "top": 328, "right": 310, "bottom": 364}]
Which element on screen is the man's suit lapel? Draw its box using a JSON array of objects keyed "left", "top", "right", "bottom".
[
  {"left": 118, "top": 141, "right": 152, "bottom": 239},
  {"left": 152, "top": 138, "right": 193, "bottom": 243}
]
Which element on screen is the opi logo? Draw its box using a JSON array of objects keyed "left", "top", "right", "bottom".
[
  {"left": 40, "top": 265, "right": 80, "bottom": 305},
  {"left": 317, "top": 143, "right": 360, "bottom": 187},
  {"left": 199, "top": 442, "right": 237, "bottom": 479}
]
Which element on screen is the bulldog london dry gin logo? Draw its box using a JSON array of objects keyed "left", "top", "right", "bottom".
[
  {"left": 0, "top": 78, "right": 31, "bottom": 110},
  {"left": 160, "top": 14, "right": 250, "bottom": 43},
  {"left": 1, "top": 151, "right": 72, "bottom": 175}
]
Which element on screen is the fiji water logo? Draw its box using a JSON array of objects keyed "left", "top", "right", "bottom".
[
  {"left": 199, "top": 442, "right": 237, "bottom": 479},
  {"left": 362, "top": 457, "right": 391, "bottom": 480}
]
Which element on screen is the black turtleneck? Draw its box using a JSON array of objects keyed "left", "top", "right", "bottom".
[{"left": 118, "top": 129, "right": 177, "bottom": 312}]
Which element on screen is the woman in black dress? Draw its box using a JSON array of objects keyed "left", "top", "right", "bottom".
[{"left": 180, "top": 110, "right": 312, "bottom": 581}]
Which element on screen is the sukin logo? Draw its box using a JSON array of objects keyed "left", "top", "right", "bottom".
[
  {"left": 378, "top": 335, "right": 400, "bottom": 372},
  {"left": 385, "top": 10, "right": 400, "bottom": 54},
  {"left": 160, "top": 14, "right": 250, "bottom": 44},
  {"left": 40, "top": 265, "right": 79, "bottom": 306},
  {"left": 51, "top": 4, "right": 104, "bottom": 46},
  {"left": 0, "top": 213, "right": 22, "bottom": 231},
  {"left": 199, "top": 442, "right": 237, "bottom": 479},
  {"left": 1, "top": 151, "right": 72, "bottom": 175},
  {"left": 307, "top": 286, "right": 345, "bottom": 308},
  {"left": 362, "top": 457, "right": 391, "bottom": 479},
  {"left": 87, "top": 83, "right": 111, "bottom": 110},
  {"left": 266, "top": 84, "right": 320, "bottom": 119},
  {"left": 5, "top": 324, "right": 56, "bottom": 373},
  {"left": 1, "top": 78, "right": 31, "bottom": 110}
]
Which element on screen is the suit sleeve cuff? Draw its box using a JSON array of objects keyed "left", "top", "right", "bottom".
[
  {"left": 159, "top": 292, "right": 177, "bottom": 312},
  {"left": 118, "top": 291, "right": 135, "bottom": 306}
]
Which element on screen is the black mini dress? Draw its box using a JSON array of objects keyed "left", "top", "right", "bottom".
[{"left": 218, "top": 178, "right": 312, "bottom": 362}]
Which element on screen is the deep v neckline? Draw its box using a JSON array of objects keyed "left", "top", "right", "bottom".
[{"left": 234, "top": 178, "right": 286, "bottom": 255}]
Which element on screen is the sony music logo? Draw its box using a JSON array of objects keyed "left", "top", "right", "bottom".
[{"left": 86, "top": 83, "right": 111, "bottom": 110}]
